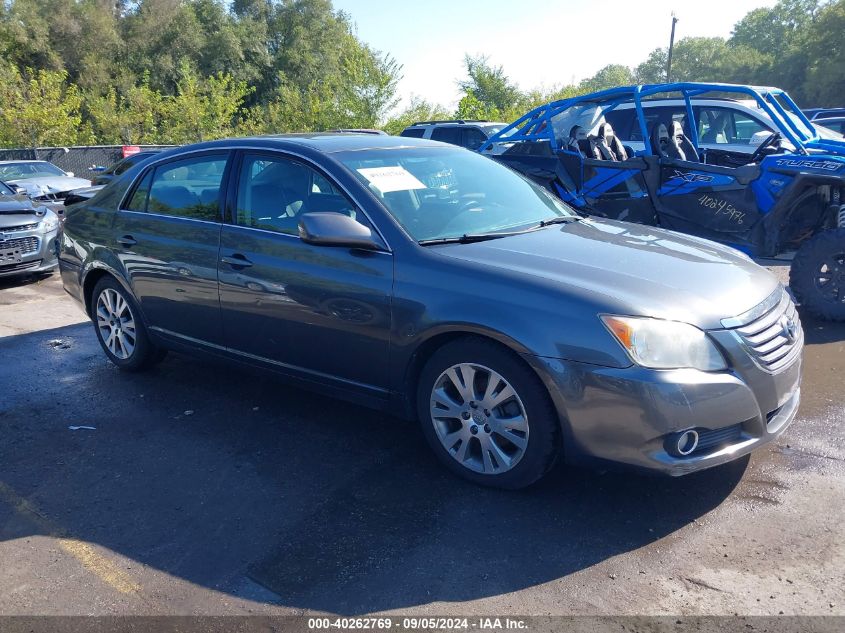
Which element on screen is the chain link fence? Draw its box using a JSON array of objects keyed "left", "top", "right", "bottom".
[{"left": 0, "top": 145, "right": 176, "bottom": 180}]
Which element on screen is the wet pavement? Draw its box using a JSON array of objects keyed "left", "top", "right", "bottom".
[{"left": 0, "top": 272, "right": 843, "bottom": 616}]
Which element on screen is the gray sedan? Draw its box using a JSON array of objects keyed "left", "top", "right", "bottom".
[{"left": 58, "top": 134, "right": 802, "bottom": 488}]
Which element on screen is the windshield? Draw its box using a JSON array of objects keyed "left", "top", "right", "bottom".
[
  {"left": 0, "top": 162, "right": 67, "bottom": 180},
  {"left": 337, "top": 147, "right": 574, "bottom": 242}
]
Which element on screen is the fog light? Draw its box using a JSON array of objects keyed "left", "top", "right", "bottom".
[{"left": 670, "top": 429, "right": 699, "bottom": 457}]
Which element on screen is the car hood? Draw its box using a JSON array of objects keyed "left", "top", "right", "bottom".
[
  {"left": 0, "top": 197, "right": 46, "bottom": 229},
  {"left": 433, "top": 218, "right": 779, "bottom": 330},
  {"left": 7, "top": 175, "right": 92, "bottom": 194}
]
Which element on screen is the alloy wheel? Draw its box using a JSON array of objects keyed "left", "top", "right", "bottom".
[
  {"left": 429, "top": 363, "right": 529, "bottom": 475},
  {"left": 96, "top": 288, "right": 137, "bottom": 360}
]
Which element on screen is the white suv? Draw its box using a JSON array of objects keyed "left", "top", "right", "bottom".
[{"left": 400, "top": 120, "right": 509, "bottom": 151}]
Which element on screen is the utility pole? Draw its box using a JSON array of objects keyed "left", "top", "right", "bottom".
[{"left": 666, "top": 13, "right": 679, "bottom": 82}]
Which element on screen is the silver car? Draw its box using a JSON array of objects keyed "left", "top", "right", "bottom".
[
  {"left": 0, "top": 160, "right": 91, "bottom": 204},
  {"left": 0, "top": 180, "right": 60, "bottom": 278}
]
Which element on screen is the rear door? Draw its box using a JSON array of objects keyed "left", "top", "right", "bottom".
[
  {"left": 650, "top": 158, "right": 763, "bottom": 248},
  {"left": 217, "top": 150, "right": 393, "bottom": 394},
  {"left": 112, "top": 151, "right": 229, "bottom": 345}
]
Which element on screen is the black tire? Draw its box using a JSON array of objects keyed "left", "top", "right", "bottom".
[
  {"left": 416, "top": 337, "right": 560, "bottom": 489},
  {"left": 790, "top": 228, "right": 845, "bottom": 322},
  {"left": 91, "top": 276, "right": 166, "bottom": 371}
]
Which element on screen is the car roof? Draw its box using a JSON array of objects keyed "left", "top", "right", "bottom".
[{"left": 157, "top": 133, "right": 448, "bottom": 155}]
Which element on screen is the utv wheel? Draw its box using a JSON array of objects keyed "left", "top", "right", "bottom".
[
  {"left": 91, "top": 277, "right": 166, "bottom": 371},
  {"left": 790, "top": 228, "right": 845, "bottom": 322},
  {"left": 417, "top": 337, "right": 560, "bottom": 489}
]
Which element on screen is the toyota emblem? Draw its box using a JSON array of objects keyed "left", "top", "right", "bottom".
[{"left": 780, "top": 316, "right": 798, "bottom": 344}]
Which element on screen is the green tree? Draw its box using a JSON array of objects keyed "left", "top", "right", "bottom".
[
  {"left": 159, "top": 62, "right": 253, "bottom": 143},
  {"left": 456, "top": 55, "right": 523, "bottom": 120},
  {"left": 803, "top": 0, "right": 845, "bottom": 105},
  {"left": 382, "top": 96, "right": 452, "bottom": 135},
  {"left": 578, "top": 64, "right": 635, "bottom": 92},
  {"left": 0, "top": 65, "right": 84, "bottom": 147}
]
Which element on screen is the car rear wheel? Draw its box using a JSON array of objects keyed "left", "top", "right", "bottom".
[
  {"left": 417, "top": 338, "right": 560, "bottom": 489},
  {"left": 790, "top": 228, "right": 845, "bottom": 322},
  {"left": 92, "top": 277, "right": 166, "bottom": 371}
]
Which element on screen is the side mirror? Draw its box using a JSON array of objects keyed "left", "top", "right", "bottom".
[
  {"left": 10, "top": 184, "right": 27, "bottom": 195},
  {"left": 298, "top": 212, "right": 384, "bottom": 251},
  {"left": 66, "top": 171, "right": 74, "bottom": 177}
]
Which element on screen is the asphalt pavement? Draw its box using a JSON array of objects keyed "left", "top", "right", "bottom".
[{"left": 0, "top": 271, "right": 843, "bottom": 616}]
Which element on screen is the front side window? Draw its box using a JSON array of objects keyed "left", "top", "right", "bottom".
[
  {"left": 463, "top": 128, "right": 487, "bottom": 150},
  {"left": 337, "top": 146, "right": 574, "bottom": 242},
  {"left": 126, "top": 155, "right": 226, "bottom": 221},
  {"left": 235, "top": 153, "right": 359, "bottom": 236},
  {"left": 698, "top": 108, "right": 770, "bottom": 145}
]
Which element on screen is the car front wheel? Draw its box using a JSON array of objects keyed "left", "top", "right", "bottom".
[
  {"left": 417, "top": 338, "right": 560, "bottom": 489},
  {"left": 92, "top": 277, "right": 166, "bottom": 371}
]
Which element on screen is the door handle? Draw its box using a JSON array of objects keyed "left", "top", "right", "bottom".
[
  {"left": 116, "top": 235, "right": 137, "bottom": 247},
  {"left": 220, "top": 254, "right": 253, "bottom": 268}
]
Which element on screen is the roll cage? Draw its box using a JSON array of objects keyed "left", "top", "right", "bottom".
[{"left": 479, "top": 82, "right": 842, "bottom": 157}]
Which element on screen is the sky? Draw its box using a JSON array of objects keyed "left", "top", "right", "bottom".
[{"left": 332, "top": 0, "right": 778, "bottom": 110}]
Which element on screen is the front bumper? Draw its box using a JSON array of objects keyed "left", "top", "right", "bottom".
[
  {"left": 533, "top": 344, "right": 802, "bottom": 476},
  {"left": 0, "top": 228, "right": 58, "bottom": 278}
]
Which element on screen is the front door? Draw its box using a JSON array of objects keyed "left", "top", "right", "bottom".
[
  {"left": 217, "top": 151, "right": 393, "bottom": 393},
  {"left": 112, "top": 151, "right": 230, "bottom": 345}
]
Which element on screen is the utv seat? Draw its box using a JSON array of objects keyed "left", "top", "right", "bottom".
[
  {"left": 650, "top": 121, "right": 699, "bottom": 162},
  {"left": 669, "top": 121, "right": 699, "bottom": 162},
  {"left": 595, "top": 123, "right": 628, "bottom": 161},
  {"left": 567, "top": 125, "right": 590, "bottom": 157}
]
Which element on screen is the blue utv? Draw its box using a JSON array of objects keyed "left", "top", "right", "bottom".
[{"left": 479, "top": 83, "right": 845, "bottom": 321}]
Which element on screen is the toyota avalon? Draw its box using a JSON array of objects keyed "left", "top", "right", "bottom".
[{"left": 58, "top": 134, "right": 802, "bottom": 488}]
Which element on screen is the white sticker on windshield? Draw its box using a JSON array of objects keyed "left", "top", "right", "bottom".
[{"left": 357, "top": 166, "right": 426, "bottom": 193}]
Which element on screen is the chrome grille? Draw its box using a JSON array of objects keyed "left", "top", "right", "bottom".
[
  {"left": 726, "top": 289, "right": 803, "bottom": 373},
  {"left": 4, "top": 222, "right": 39, "bottom": 232},
  {"left": 0, "top": 236, "right": 39, "bottom": 254}
]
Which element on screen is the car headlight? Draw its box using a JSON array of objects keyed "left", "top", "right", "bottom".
[
  {"left": 40, "top": 212, "right": 59, "bottom": 232},
  {"left": 601, "top": 315, "right": 727, "bottom": 371}
]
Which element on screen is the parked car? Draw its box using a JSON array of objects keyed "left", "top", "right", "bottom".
[
  {"left": 803, "top": 107, "right": 845, "bottom": 121},
  {"left": 0, "top": 179, "right": 60, "bottom": 278},
  {"left": 400, "top": 119, "right": 510, "bottom": 151},
  {"left": 59, "top": 133, "right": 802, "bottom": 488},
  {"left": 814, "top": 117, "right": 845, "bottom": 137},
  {"left": 327, "top": 128, "right": 388, "bottom": 135},
  {"left": 0, "top": 160, "right": 91, "bottom": 203},
  {"left": 90, "top": 150, "right": 162, "bottom": 186},
  {"left": 63, "top": 185, "right": 105, "bottom": 207},
  {"left": 480, "top": 82, "right": 845, "bottom": 321}
]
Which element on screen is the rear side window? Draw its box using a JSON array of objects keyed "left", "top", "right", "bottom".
[
  {"left": 464, "top": 128, "right": 487, "bottom": 150},
  {"left": 124, "top": 155, "right": 227, "bottom": 221},
  {"left": 125, "top": 171, "right": 153, "bottom": 211},
  {"left": 430, "top": 127, "right": 462, "bottom": 145},
  {"left": 400, "top": 128, "right": 425, "bottom": 138},
  {"left": 630, "top": 106, "right": 688, "bottom": 141},
  {"left": 604, "top": 110, "right": 637, "bottom": 142}
]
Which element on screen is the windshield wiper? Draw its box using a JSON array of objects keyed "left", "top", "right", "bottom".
[
  {"left": 538, "top": 215, "right": 583, "bottom": 227},
  {"left": 418, "top": 231, "right": 528, "bottom": 246}
]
